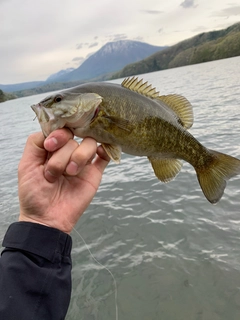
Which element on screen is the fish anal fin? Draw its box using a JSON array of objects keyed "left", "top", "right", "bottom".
[
  {"left": 148, "top": 157, "right": 183, "bottom": 182},
  {"left": 102, "top": 143, "right": 122, "bottom": 164},
  {"left": 121, "top": 77, "right": 160, "bottom": 99},
  {"left": 157, "top": 94, "right": 194, "bottom": 129},
  {"left": 196, "top": 150, "right": 240, "bottom": 204}
]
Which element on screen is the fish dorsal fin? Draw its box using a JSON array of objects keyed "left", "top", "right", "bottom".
[
  {"left": 121, "top": 77, "right": 160, "bottom": 99},
  {"left": 157, "top": 94, "right": 194, "bottom": 129},
  {"left": 122, "top": 77, "right": 194, "bottom": 129}
]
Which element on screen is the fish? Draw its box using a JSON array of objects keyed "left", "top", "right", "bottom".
[{"left": 31, "top": 77, "right": 240, "bottom": 204}]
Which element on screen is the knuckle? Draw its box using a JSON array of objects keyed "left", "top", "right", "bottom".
[
  {"left": 47, "top": 159, "right": 64, "bottom": 175},
  {"left": 72, "top": 147, "right": 95, "bottom": 165},
  {"left": 28, "top": 132, "right": 39, "bottom": 142},
  {"left": 71, "top": 152, "right": 86, "bottom": 165}
]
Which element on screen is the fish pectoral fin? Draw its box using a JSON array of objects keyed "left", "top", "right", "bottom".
[
  {"left": 148, "top": 157, "right": 182, "bottom": 182},
  {"left": 102, "top": 143, "right": 122, "bottom": 164},
  {"left": 103, "top": 115, "right": 132, "bottom": 132},
  {"left": 157, "top": 94, "right": 193, "bottom": 129}
]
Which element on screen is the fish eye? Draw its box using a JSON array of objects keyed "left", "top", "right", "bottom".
[{"left": 54, "top": 95, "right": 63, "bottom": 103}]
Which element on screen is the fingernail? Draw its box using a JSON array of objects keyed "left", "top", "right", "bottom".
[
  {"left": 66, "top": 161, "right": 79, "bottom": 175},
  {"left": 44, "top": 137, "right": 58, "bottom": 150},
  {"left": 50, "top": 137, "right": 58, "bottom": 145}
]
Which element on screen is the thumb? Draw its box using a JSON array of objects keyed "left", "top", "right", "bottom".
[{"left": 19, "top": 132, "right": 47, "bottom": 172}]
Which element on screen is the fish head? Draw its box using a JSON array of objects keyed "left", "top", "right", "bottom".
[{"left": 31, "top": 91, "right": 103, "bottom": 137}]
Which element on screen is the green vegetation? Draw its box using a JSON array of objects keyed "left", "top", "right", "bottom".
[
  {"left": 112, "top": 22, "right": 240, "bottom": 79},
  {"left": 0, "top": 89, "right": 16, "bottom": 103}
]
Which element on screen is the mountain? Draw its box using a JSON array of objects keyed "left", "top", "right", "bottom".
[
  {"left": 52, "top": 40, "right": 166, "bottom": 82},
  {"left": 46, "top": 68, "right": 75, "bottom": 82},
  {"left": 0, "top": 81, "right": 44, "bottom": 93},
  {"left": 2, "top": 23, "right": 240, "bottom": 98},
  {"left": 112, "top": 22, "right": 240, "bottom": 79}
]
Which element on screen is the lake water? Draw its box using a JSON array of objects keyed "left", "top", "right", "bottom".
[{"left": 1, "top": 56, "right": 240, "bottom": 320}]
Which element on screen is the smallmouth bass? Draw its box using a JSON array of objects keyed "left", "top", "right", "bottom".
[{"left": 31, "top": 77, "right": 240, "bottom": 203}]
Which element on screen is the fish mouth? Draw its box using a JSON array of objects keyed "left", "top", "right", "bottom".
[
  {"left": 31, "top": 103, "right": 54, "bottom": 123},
  {"left": 90, "top": 106, "right": 100, "bottom": 122},
  {"left": 31, "top": 103, "right": 64, "bottom": 137}
]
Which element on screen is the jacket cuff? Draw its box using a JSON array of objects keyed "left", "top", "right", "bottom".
[{"left": 2, "top": 222, "right": 72, "bottom": 263}]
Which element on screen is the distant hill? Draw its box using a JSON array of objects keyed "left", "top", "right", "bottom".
[
  {"left": 13, "top": 80, "right": 86, "bottom": 98},
  {"left": 50, "top": 40, "right": 166, "bottom": 82},
  {"left": 112, "top": 22, "right": 240, "bottom": 79},
  {"left": 0, "top": 81, "right": 44, "bottom": 93},
  {"left": 0, "top": 89, "right": 16, "bottom": 103}
]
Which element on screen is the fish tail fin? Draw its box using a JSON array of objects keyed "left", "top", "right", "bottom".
[{"left": 196, "top": 150, "right": 240, "bottom": 204}]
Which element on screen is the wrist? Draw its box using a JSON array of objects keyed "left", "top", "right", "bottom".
[
  {"left": 18, "top": 212, "right": 72, "bottom": 234},
  {"left": 19, "top": 215, "right": 51, "bottom": 228}
]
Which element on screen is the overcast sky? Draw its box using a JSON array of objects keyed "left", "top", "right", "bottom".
[{"left": 1, "top": 0, "right": 240, "bottom": 84}]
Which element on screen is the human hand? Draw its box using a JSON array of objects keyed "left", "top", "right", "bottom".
[{"left": 18, "top": 129, "right": 110, "bottom": 233}]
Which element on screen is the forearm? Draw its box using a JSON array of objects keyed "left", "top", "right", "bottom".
[{"left": 0, "top": 222, "right": 72, "bottom": 320}]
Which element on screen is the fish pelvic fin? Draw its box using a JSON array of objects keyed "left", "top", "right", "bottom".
[
  {"left": 102, "top": 143, "right": 122, "bottom": 164},
  {"left": 157, "top": 94, "right": 194, "bottom": 129},
  {"left": 148, "top": 157, "right": 183, "bottom": 182},
  {"left": 196, "top": 150, "right": 240, "bottom": 204}
]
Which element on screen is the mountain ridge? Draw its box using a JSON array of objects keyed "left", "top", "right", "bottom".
[
  {"left": 112, "top": 22, "right": 240, "bottom": 79},
  {"left": 0, "top": 81, "right": 44, "bottom": 93},
  {"left": 51, "top": 40, "right": 166, "bottom": 82}
]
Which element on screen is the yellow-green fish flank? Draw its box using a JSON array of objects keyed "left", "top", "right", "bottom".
[{"left": 31, "top": 77, "right": 240, "bottom": 203}]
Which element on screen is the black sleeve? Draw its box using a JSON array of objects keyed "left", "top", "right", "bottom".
[{"left": 0, "top": 222, "right": 72, "bottom": 320}]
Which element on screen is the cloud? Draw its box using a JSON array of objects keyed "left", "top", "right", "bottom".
[
  {"left": 72, "top": 57, "right": 84, "bottom": 62},
  {"left": 76, "top": 43, "right": 83, "bottom": 50},
  {"left": 76, "top": 41, "right": 98, "bottom": 50},
  {"left": 180, "top": 0, "right": 197, "bottom": 8},
  {"left": 86, "top": 52, "right": 95, "bottom": 59},
  {"left": 0, "top": 0, "right": 238, "bottom": 84},
  {"left": 134, "top": 36, "right": 144, "bottom": 41},
  {"left": 191, "top": 26, "right": 208, "bottom": 33},
  {"left": 212, "top": 6, "right": 240, "bottom": 17},
  {"left": 141, "top": 10, "right": 163, "bottom": 14},
  {"left": 88, "top": 42, "right": 98, "bottom": 48},
  {"left": 108, "top": 33, "right": 128, "bottom": 42}
]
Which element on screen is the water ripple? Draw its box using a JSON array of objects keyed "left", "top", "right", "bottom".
[{"left": 1, "top": 57, "right": 240, "bottom": 320}]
